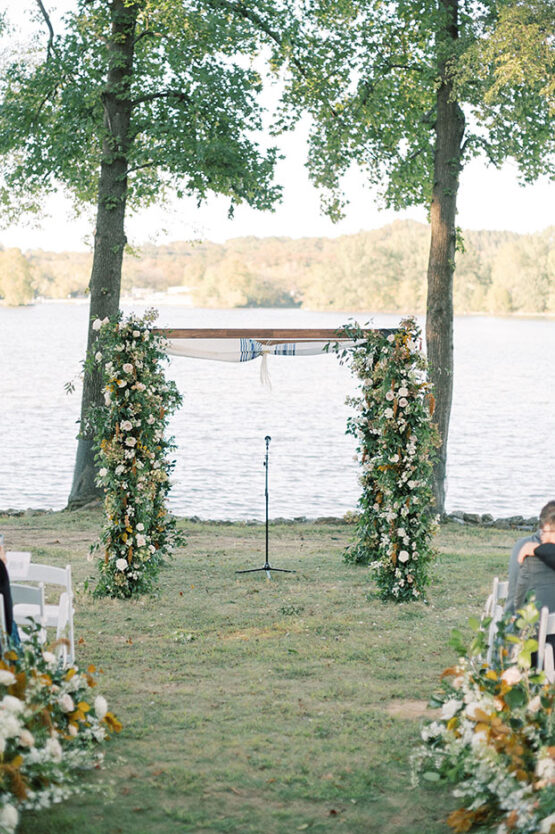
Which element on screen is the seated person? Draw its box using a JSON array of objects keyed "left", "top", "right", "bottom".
[
  {"left": 0, "top": 539, "right": 20, "bottom": 649},
  {"left": 515, "top": 519, "right": 555, "bottom": 665},
  {"left": 505, "top": 500, "right": 555, "bottom": 614}
]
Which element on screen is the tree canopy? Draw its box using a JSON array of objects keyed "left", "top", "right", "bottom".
[{"left": 0, "top": 0, "right": 285, "bottom": 221}]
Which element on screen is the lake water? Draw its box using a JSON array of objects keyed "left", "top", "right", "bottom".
[{"left": 0, "top": 302, "right": 553, "bottom": 520}]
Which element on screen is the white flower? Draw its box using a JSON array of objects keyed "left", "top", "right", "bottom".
[
  {"left": 387, "top": 333, "right": 395, "bottom": 342},
  {"left": 92, "top": 318, "right": 102, "bottom": 331},
  {"left": 19, "top": 728, "right": 34, "bottom": 747},
  {"left": 440, "top": 699, "right": 462, "bottom": 720},
  {"left": 58, "top": 693, "right": 74, "bottom": 713},
  {"left": 397, "top": 527, "right": 406, "bottom": 537},
  {"left": 0, "top": 671, "right": 16, "bottom": 686},
  {"left": 540, "top": 813, "right": 555, "bottom": 833},
  {"left": 133, "top": 330, "right": 140, "bottom": 338},
  {"left": 399, "top": 398, "right": 408, "bottom": 408},
  {"left": 398, "top": 387, "right": 409, "bottom": 397},
  {"left": 68, "top": 723, "right": 78, "bottom": 737},
  {"left": 118, "top": 379, "right": 127, "bottom": 388},
  {"left": 537, "top": 756, "right": 555, "bottom": 783},
  {"left": 527, "top": 695, "right": 542, "bottom": 713},
  {"left": 501, "top": 667, "right": 522, "bottom": 686},
  {"left": 120, "top": 420, "right": 133, "bottom": 432},
  {"left": 115, "top": 464, "right": 125, "bottom": 475},
  {"left": 385, "top": 390, "right": 394, "bottom": 401},
  {"left": 1, "top": 695, "right": 23, "bottom": 714},
  {"left": 136, "top": 523, "right": 144, "bottom": 531},
  {"left": 95, "top": 351, "right": 103, "bottom": 362},
  {"left": 123, "top": 363, "right": 134, "bottom": 374},
  {"left": 98, "top": 467, "right": 108, "bottom": 478},
  {"left": 389, "top": 454, "right": 399, "bottom": 463},
  {"left": 0, "top": 804, "right": 19, "bottom": 833},
  {"left": 136, "top": 534, "right": 147, "bottom": 547},
  {"left": 465, "top": 701, "right": 485, "bottom": 720},
  {"left": 42, "top": 651, "right": 56, "bottom": 665},
  {"left": 471, "top": 728, "right": 488, "bottom": 748},
  {"left": 116, "top": 558, "right": 128, "bottom": 571},
  {"left": 45, "top": 736, "right": 63, "bottom": 762},
  {"left": 398, "top": 551, "right": 410, "bottom": 563},
  {"left": 125, "top": 436, "right": 137, "bottom": 447},
  {"left": 104, "top": 392, "right": 112, "bottom": 405},
  {"left": 384, "top": 408, "right": 394, "bottom": 419},
  {"left": 94, "top": 695, "right": 108, "bottom": 720}
]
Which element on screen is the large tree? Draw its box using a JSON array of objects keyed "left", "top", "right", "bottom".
[
  {"left": 268, "top": 0, "right": 554, "bottom": 512},
  {"left": 0, "top": 0, "right": 287, "bottom": 506}
]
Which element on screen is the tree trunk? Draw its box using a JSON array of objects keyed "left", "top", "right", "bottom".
[
  {"left": 67, "top": 1, "right": 138, "bottom": 509},
  {"left": 426, "top": 0, "right": 465, "bottom": 516}
]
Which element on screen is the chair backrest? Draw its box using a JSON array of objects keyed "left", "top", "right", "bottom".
[
  {"left": 485, "top": 577, "right": 510, "bottom": 665},
  {"left": 26, "top": 563, "right": 71, "bottom": 589},
  {"left": 11, "top": 582, "right": 45, "bottom": 626},
  {"left": 0, "top": 593, "right": 7, "bottom": 651},
  {"left": 6, "top": 551, "right": 31, "bottom": 580},
  {"left": 544, "top": 643, "right": 555, "bottom": 684},
  {"left": 537, "top": 606, "right": 555, "bottom": 673},
  {"left": 496, "top": 580, "right": 509, "bottom": 601}
]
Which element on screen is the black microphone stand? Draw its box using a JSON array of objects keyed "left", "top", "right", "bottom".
[{"left": 236, "top": 436, "right": 295, "bottom": 579}]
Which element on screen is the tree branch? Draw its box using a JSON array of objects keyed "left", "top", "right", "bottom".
[
  {"left": 462, "top": 135, "right": 499, "bottom": 167},
  {"left": 34, "top": 0, "right": 58, "bottom": 60},
  {"left": 133, "top": 29, "right": 156, "bottom": 46},
  {"left": 130, "top": 89, "right": 191, "bottom": 108},
  {"left": 203, "top": 0, "right": 339, "bottom": 118}
]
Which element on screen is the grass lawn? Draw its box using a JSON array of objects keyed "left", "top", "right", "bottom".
[{"left": 1, "top": 510, "right": 516, "bottom": 834}]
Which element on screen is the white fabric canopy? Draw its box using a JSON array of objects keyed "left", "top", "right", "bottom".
[
  {"left": 166, "top": 337, "right": 333, "bottom": 387},
  {"left": 166, "top": 338, "right": 330, "bottom": 362}
]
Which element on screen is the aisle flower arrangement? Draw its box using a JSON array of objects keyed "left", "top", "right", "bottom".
[
  {"left": 333, "top": 318, "right": 439, "bottom": 601},
  {"left": 0, "top": 627, "right": 121, "bottom": 833},
  {"left": 413, "top": 604, "right": 555, "bottom": 834},
  {"left": 86, "top": 309, "right": 184, "bottom": 598}
]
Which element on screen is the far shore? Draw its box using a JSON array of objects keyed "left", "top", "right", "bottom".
[{"left": 2, "top": 294, "right": 555, "bottom": 320}]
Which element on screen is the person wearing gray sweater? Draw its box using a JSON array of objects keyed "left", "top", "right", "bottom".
[{"left": 505, "top": 500, "right": 555, "bottom": 614}]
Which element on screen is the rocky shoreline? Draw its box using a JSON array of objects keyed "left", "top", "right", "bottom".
[{"left": 0, "top": 506, "right": 540, "bottom": 531}]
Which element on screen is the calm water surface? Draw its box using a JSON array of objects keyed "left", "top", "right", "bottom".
[{"left": 0, "top": 302, "right": 553, "bottom": 519}]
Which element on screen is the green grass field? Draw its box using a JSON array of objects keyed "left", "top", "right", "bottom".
[{"left": 1, "top": 511, "right": 517, "bottom": 834}]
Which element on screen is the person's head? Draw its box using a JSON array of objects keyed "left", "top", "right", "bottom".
[{"left": 539, "top": 501, "right": 555, "bottom": 544}]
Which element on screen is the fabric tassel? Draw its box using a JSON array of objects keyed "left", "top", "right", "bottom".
[{"left": 259, "top": 348, "right": 272, "bottom": 389}]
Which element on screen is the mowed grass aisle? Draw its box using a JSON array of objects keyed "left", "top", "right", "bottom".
[{"left": 2, "top": 511, "right": 515, "bottom": 834}]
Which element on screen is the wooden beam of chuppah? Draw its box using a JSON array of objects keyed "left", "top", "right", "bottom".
[{"left": 152, "top": 328, "right": 373, "bottom": 341}]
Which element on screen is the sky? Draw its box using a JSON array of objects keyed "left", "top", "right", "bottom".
[{"left": 1, "top": 2, "right": 553, "bottom": 253}]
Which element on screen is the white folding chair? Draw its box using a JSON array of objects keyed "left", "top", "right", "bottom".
[
  {"left": 486, "top": 577, "right": 509, "bottom": 665},
  {"left": 13, "top": 564, "right": 74, "bottom": 664},
  {"left": 537, "top": 606, "right": 555, "bottom": 683},
  {"left": 6, "top": 551, "right": 31, "bottom": 580},
  {"left": 11, "top": 583, "right": 47, "bottom": 645}
]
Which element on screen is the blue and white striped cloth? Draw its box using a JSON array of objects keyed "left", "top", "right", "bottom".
[
  {"left": 167, "top": 338, "right": 329, "bottom": 363},
  {"left": 166, "top": 338, "right": 331, "bottom": 387}
]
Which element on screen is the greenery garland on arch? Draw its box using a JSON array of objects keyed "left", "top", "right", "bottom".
[
  {"left": 86, "top": 309, "right": 184, "bottom": 598},
  {"left": 334, "top": 318, "right": 440, "bottom": 602}
]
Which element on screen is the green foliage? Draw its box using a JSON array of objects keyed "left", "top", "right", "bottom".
[
  {"left": 332, "top": 318, "right": 439, "bottom": 601},
  {"left": 0, "top": 624, "right": 120, "bottom": 830},
  {"left": 86, "top": 309, "right": 184, "bottom": 598},
  {"left": 274, "top": 0, "right": 554, "bottom": 217},
  {"left": 0, "top": 248, "right": 35, "bottom": 306},
  {"left": 0, "top": 0, "right": 287, "bottom": 224},
  {"left": 414, "top": 603, "right": 555, "bottom": 834},
  {"left": 6, "top": 222, "right": 554, "bottom": 313}
]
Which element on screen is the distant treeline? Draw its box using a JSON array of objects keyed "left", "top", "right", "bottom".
[{"left": 1, "top": 220, "right": 554, "bottom": 314}]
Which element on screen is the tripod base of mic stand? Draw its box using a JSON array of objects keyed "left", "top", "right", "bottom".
[{"left": 236, "top": 564, "right": 296, "bottom": 578}]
